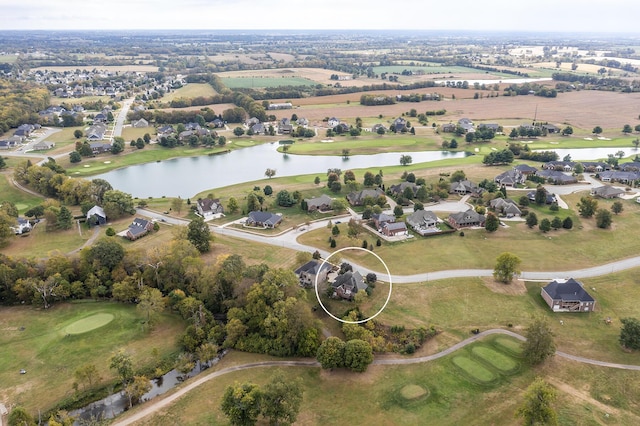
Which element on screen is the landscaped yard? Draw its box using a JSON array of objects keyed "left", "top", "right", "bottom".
[{"left": 0, "top": 302, "right": 185, "bottom": 414}]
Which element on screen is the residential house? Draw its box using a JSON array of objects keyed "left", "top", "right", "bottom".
[
  {"left": 86, "top": 123, "right": 107, "bottom": 140},
  {"left": 392, "top": 117, "right": 407, "bottom": 132},
  {"left": 157, "top": 125, "right": 175, "bottom": 138},
  {"left": 251, "top": 122, "right": 266, "bottom": 135},
  {"left": 372, "top": 123, "right": 386, "bottom": 133},
  {"left": 441, "top": 123, "right": 457, "bottom": 133},
  {"left": 90, "top": 142, "right": 112, "bottom": 154},
  {"left": 535, "top": 169, "right": 578, "bottom": 185},
  {"left": 279, "top": 117, "right": 293, "bottom": 134},
  {"left": 620, "top": 162, "right": 640, "bottom": 172},
  {"left": 295, "top": 260, "right": 331, "bottom": 288},
  {"left": 382, "top": 221, "right": 408, "bottom": 237},
  {"left": 86, "top": 205, "right": 107, "bottom": 226},
  {"left": 0, "top": 140, "right": 9, "bottom": 150},
  {"left": 543, "top": 161, "right": 576, "bottom": 171},
  {"left": 211, "top": 118, "right": 225, "bottom": 128},
  {"left": 541, "top": 278, "right": 595, "bottom": 312},
  {"left": 346, "top": 188, "right": 385, "bottom": 206},
  {"left": 196, "top": 198, "right": 224, "bottom": 219},
  {"left": 514, "top": 163, "right": 538, "bottom": 176},
  {"left": 11, "top": 218, "right": 32, "bottom": 235},
  {"left": 478, "top": 123, "right": 501, "bottom": 132},
  {"left": 371, "top": 213, "right": 395, "bottom": 229},
  {"left": 246, "top": 211, "right": 282, "bottom": 228},
  {"left": 494, "top": 169, "right": 524, "bottom": 187},
  {"left": 450, "top": 180, "right": 483, "bottom": 196},
  {"left": 31, "top": 141, "right": 55, "bottom": 151},
  {"left": 541, "top": 124, "right": 560, "bottom": 134},
  {"left": 328, "top": 117, "right": 340, "bottom": 127},
  {"left": 125, "top": 218, "right": 154, "bottom": 241},
  {"left": 185, "top": 122, "right": 202, "bottom": 131},
  {"left": 296, "top": 117, "right": 309, "bottom": 126},
  {"left": 448, "top": 209, "right": 485, "bottom": 228},
  {"left": 93, "top": 112, "right": 108, "bottom": 123},
  {"left": 305, "top": 194, "right": 333, "bottom": 212},
  {"left": 332, "top": 270, "right": 367, "bottom": 300},
  {"left": 527, "top": 189, "right": 556, "bottom": 204},
  {"left": 458, "top": 118, "right": 475, "bottom": 133},
  {"left": 246, "top": 117, "right": 260, "bottom": 127},
  {"left": 132, "top": 118, "right": 149, "bottom": 128},
  {"left": 591, "top": 185, "right": 625, "bottom": 199},
  {"left": 406, "top": 210, "right": 439, "bottom": 235},
  {"left": 599, "top": 170, "right": 640, "bottom": 184},
  {"left": 389, "top": 181, "right": 419, "bottom": 198},
  {"left": 581, "top": 162, "right": 608, "bottom": 173},
  {"left": 489, "top": 198, "right": 522, "bottom": 217}
]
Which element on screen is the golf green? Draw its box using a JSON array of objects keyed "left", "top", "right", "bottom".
[{"left": 64, "top": 313, "right": 115, "bottom": 335}]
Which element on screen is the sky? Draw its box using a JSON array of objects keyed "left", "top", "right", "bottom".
[{"left": 0, "top": 0, "right": 639, "bottom": 33}]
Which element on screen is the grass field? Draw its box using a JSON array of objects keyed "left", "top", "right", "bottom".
[
  {"left": 282, "top": 134, "right": 443, "bottom": 155},
  {"left": 222, "top": 76, "right": 317, "bottom": 89},
  {"left": 0, "top": 302, "right": 185, "bottom": 414},
  {"left": 124, "top": 334, "right": 640, "bottom": 426},
  {"left": 161, "top": 83, "right": 217, "bottom": 102},
  {"left": 0, "top": 173, "right": 44, "bottom": 214}
]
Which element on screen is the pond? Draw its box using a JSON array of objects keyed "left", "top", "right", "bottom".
[
  {"left": 70, "top": 352, "right": 226, "bottom": 425},
  {"left": 96, "top": 143, "right": 469, "bottom": 198}
]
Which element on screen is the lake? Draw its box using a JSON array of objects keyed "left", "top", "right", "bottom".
[{"left": 96, "top": 143, "right": 468, "bottom": 198}]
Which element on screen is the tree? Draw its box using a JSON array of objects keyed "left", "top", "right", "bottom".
[
  {"left": 450, "top": 170, "right": 466, "bottom": 182},
  {"left": 619, "top": 317, "right": 640, "bottom": 350},
  {"left": 623, "top": 124, "right": 633, "bottom": 134},
  {"left": 534, "top": 186, "right": 547, "bottom": 205},
  {"left": 196, "top": 342, "right": 219, "bottom": 369},
  {"left": 0, "top": 156, "right": 5, "bottom": 169},
  {"left": 377, "top": 126, "right": 385, "bottom": 135},
  {"left": 221, "top": 382, "right": 262, "bottom": 426},
  {"left": 343, "top": 339, "right": 374, "bottom": 372},
  {"left": 343, "top": 170, "right": 356, "bottom": 184},
  {"left": 516, "top": 378, "right": 557, "bottom": 426},
  {"left": 69, "top": 150, "right": 81, "bottom": 163},
  {"left": 493, "top": 252, "right": 521, "bottom": 284},
  {"left": 227, "top": 197, "right": 239, "bottom": 213},
  {"left": 265, "top": 168, "right": 276, "bottom": 179},
  {"left": 57, "top": 206, "right": 73, "bottom": 230},
  {"left": 393, "top": 205, "right": 404, "bottom": 218},
  {"left": 74, "top": 363, "right": 101, "bottom": 391},
  {"left": 135, "top": 138, "right": 145, "bottom": 149},
  {"left": 187, "top": 217, "right": 211, "bottom": 253},
  {"left": 109, "top": 349, "right": 134, "bottom": 386},
  {"left": 525, "top": 211, "right": 538, "bottom": 229},
  {"left": 363, "top": 171, "right": 375, "bottom": 187},
  {"left": 562, "top": 216, "right": 573, "bottom": 229},
  {"left": 485, "top": 212, "right": 499, "bottom": 232},
  {"left": 125, "top": 376, "right": 152, "bottom": 408},
  {"left": 612, "top": 200, "right": 623, "bottom": 215},
  {"left": 551, "top": 216, "right": 562, "bottom": 230},
  {"left": 330, "top": 181, "right": 342, "bottom": 193},
  {"left": 137, "top": 286, "right": 165, "bottom": 327},
  {"left": 332, "top": 225, "right": 340, "bottom": 236},
  {"left": 539, "top": 218, "right": 551, "bottom": 233},
  {"left": 233, "top": 127, "right": 245, "bottom": 137},
  {"left": 314, "top": 176, "right": 321, "bottom": 185},
  {"left": 561, "top": 126, "right": 573, "bottom": 136},
  {"left": 522, "top": 317, "right": 556, "bottom": 365},
  {"left": 577, "top": 196, "right": 598, "bottom": 218},
  {"left": 592, "top": 126, "right": 602, "bottom": 135},
  {"left": 263, "top": 185, "right": 273, "bottom": 196},
  {"left": 261, "top": 374, "right": 303, "bottom": 426},
  {"left": 400, "top": 154, "right": 413, "bottom": 166},
  {"left": 595, "top": 208, "right": 612, "bottom": 229},
  {"left": 103, "top": 189, "right": 134, "bottom": 219},
  {"left": 73, "top": 129, "right": 83, "bottom": 139},
  {"left": 247, "top": 193, "right": 260, "bottom": 212},
  {"left": 171, "top": 197, "right": 184, "bottom": 214},
  {"left": 7, "top": 406, "right": 35, "bottom": 426}
]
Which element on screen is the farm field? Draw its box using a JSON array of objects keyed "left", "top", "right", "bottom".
[
  {"left": 30, "top": 65, "right": 159, "bottom": 73},
  {"left": 161, "top": 83, "right": 217, "bottom": 102},
  {"left": 222, "top": 76, "right": 317, "bottom": 89},
  {"left": 0, "top": 302, "right": 185, "bottom": 414}
]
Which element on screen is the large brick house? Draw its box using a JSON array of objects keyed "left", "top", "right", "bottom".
[{"left": 541, "top": 278, "right": 595, "bottom": 312}]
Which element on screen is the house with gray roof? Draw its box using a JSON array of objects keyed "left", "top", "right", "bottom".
[
  {"left": 494, "top": 169, "right": 524, "bottom": 187},
  {"left": 489, "top": 198, "right": 522, "bottom": 217},
  {"left": 591, "top": 185, "right": 625, "bottom": 199},
  {"left": 247, "top": 211, "right": 282, "bottom": 228},
  {"left": 305, "top": 194, "right": 333, "bottom": 212},
  {"left": 448, "top": 209, "right": 485, "bottom": 228},
  {"left": 514, "top": 164, "right": 538, "bottom": 175},
  {"left": 295, "top": 260, "right": 331, "bottom": 288},
  {"left": 332, "top": 270, "right": 367, "bottom": 300},
  {"left": 382, "top": 221, "right": 408, "bottom": 237},
  {"left": 125, "top": 218, "right": 153, "bottom": 241},
  {"left": 346, "top": 188, "right": 385, "bottom": 206},
  {"left": 541, "top": 278, "right": 595, "bottom": 312},
  {"left": 86, "top": 205, "right": 106, "bottom": 226},
  {"left": 406, "top": 210, "right": 439, "bottom": 235},
  {"left": 450, "top": 180, "right": 483, "bottom": 196},
  {"left": 197, "top": 198, "right": 224, "bottom": 219},
  {"left": 535, "top": 169, "right": 577, "bottom": 185},
  {"left": 599, "top": 170, "right": 640, "bottom": 184},
  {"left": 389, "top": 181, "right": 420, "bottom": 197},
  {"left": 371, "top": 213, "right": 395, "bottom": 229}
]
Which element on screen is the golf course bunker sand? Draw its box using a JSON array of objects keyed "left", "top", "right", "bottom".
[
  {"left": 64, "top": 313, "right": 115, "bottom": 335},
  {"left": 400, "top": 384, "right": 429, "bottom": 401}
]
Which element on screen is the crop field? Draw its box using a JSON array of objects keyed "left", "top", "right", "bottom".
[
  {"left": 161, "top": 83, "right": 217, "bottom": 102},
  {"left": 222, "top": 76, "right": 317, "bottom": 89},
  {"left": 0, "top": 54, "right": 18, "bottom": 63}
]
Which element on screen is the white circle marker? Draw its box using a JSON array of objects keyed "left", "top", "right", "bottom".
[{"left": 314, "top": 247, "right": 393, "bottom": 324}]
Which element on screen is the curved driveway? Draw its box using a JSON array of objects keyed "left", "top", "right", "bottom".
[{"left": 112, "top": 328, "right": 640, "bottom": 426}]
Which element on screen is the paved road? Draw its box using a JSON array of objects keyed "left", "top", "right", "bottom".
[
  {"left": 113, "top": 98, "right": 134, "bottom": 139},
  {"left": 111, "top": 328, "right": 640, "bottom": 426}
]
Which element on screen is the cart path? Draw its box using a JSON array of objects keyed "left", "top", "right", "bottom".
[{"left": 112, "top": 329, "right": 640, "bottom": 426}]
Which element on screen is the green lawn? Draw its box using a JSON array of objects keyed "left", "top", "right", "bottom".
[
  {"left": 125, "top": 334, "right": 640, "bottom": 426},
  {"left": 162, "top": 83, "right": 217, "bottom": 102},
  {"left": 222, "top": 76, "right": 317, "bottom": 89},
  {"left": 282, "top": 135, "right": 443, "bottom": 155},
  {"left": 0, "top": 173, "right": 44, "bottom": 214},
  {"left": 0, "top": 302, "right": 185, "bottom": 414}
]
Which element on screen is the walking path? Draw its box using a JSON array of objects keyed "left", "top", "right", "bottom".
[{"left": 112, "top": 328, "right": 640, "bottom": 426}]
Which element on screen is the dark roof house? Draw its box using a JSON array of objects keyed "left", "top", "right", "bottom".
[
  {"left": 541, "top": 278, "right": 595, "bottom": 312},
  {"left": 332, "top": 271, "right": 367, "bottom": 300},
  {"left": 247, "top": 211, "right": 282, "bottom": 228},
  {"left": 295, "top": 260, "right": 331, "bottom": 288},
  {"left": 448, "top": 209, "right": 485, "bottom": 228}
]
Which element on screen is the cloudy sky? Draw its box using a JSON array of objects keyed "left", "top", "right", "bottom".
[{"left": 1, "top": 0, "right": 639, "bottom": 33}]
